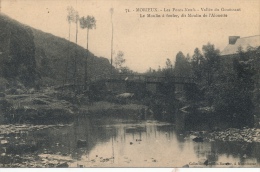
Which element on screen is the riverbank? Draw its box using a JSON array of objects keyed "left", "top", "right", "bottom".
[
  {"left": 0, "top": 92, "right": 76, "bottom": 124},
  {"left": 79, "top": 101, "right": 148, "bottom": 116},
  {"left": 0, "top": 87, "right": 149, "bottom": 124},
  {"left": 209, "top": 127, "right": 260, "bottom": 143},
  {"left": 183, "top": 127, "right": 260, "bottom": 144},
  {"left": 0, "top": 123, "right": 73, "bottom": 167},
  {"left": 1, "top": 120, "right": 260, "bottom": 168}
]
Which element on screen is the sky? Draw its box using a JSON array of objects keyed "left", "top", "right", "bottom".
[{"left": 1, "top": 0, "right": 260, "bottom": 73}]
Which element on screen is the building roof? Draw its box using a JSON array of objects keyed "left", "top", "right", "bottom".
[{"left": 221, "top": 35, "right": 260, "bottom": 56}]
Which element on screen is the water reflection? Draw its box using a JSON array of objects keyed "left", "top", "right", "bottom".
[
  {"left": 210, "top": 141, "right": 260, "bottom": 164},
  {"left": 0, "top": 115, "right": 259, "bottom": 167}
]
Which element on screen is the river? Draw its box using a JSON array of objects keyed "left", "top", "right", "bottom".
[{"left": 0, "top": 114, "right": 259, "bottom": 167}]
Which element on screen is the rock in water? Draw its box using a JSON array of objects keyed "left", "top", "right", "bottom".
[
  {"left": 56, "top": 162, "right": 69, "bottom": 168},
  {"left": 77, "top": 139, "right": 87, "bottom": 148},
  {"left": 204, "top": 159, "right": 209, "bottom": 166},
  {"left": 192, "top": 137, "right": 204, "bottom": 142},
  {"left": 182, "top": 164, "right": 189, "bottom": 168}
]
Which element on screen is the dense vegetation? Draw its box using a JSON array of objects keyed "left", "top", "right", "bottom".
[
  {"left": 33, "top": 28, "right": 115, "bottom": 87},
  {"left": 0, "top": 14, "right": 37, "bottom": 87},
  {"left": 0, "top": 13, "right": 115, "bottom": 90},
  {"left": 145, "top": 43, "right": 260, "bottom": 128}
]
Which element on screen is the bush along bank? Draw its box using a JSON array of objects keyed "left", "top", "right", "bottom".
[
  {"left": 0, "top": 91, "right": 77, "bottom": 124},
  {"left": 78, "top": 101, "right": 148, "bottom": 117},
  {"left": 0, "top": 86, "right": 151, "bottom": 124}
]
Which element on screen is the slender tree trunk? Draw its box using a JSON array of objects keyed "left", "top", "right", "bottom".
[
  {"left": 64, "top": 23, "right": 71, "bottom": 88},
  {"left": 74, "top": 19, "right": 78, "bottom": 92},
  {"left": 110, "top": 16, "right": 113, "bottom": 75},
  {"left": 91, "top": 39, "right": 95, "bottom": 81},
  {"left": 84, "top": 28, "right": 89, "bottom": 90}
]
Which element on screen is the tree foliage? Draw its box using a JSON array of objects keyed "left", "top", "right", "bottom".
[
  {"left": 174, "top": 51, "right": 191, "bottom": 77},
  {"left": 79, "top": 16, "right": 96, "bottom": 30},
  {"left": 163, "top": 58, "right": 173, "bottom": 78},
  {"left": 211, "top": 47, "right": 256, "bottom": 127},
  {"left": 144, "top": 42, "right": 259, "bottom": 128},
  {"left": 114, "top": 51, "right": 125, "bottom": 70},
  {"left": 191, "top": 48, "right": 205, "bottom": 82},
  {"left": 67, "top": 6, "right": 78, "bottom": 24},
  {"left": 202, "top": 43, "right": 220, "bottom": 86},
  {"left": 79, "top": 15, "right": 96, "bottom": 89},
  {"left": 165, "top": 58, "right": 172, "bottom": 69}
]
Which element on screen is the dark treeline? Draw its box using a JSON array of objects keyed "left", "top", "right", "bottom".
[{"left": 145, "top": 43, "right": 260, "bottom": 128}]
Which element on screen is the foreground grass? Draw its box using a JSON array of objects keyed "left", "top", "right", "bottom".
[
  {"left": 79, "top": 101, "right": 147, "bottom": 116},
  {"left": 87, "top": 101, "right": 146, "bottom": 111},
  {"left": 0, "top": 86, "right": 148, "bottom": 123}
]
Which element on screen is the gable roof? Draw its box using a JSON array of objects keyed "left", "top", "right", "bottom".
[{"left": 221, "top": 35, "right": 260, "bottom": 56}]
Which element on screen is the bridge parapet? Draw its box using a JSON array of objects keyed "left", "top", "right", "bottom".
[
  {"left": 55, "top": 74, "right": 195, "bottom": 91},
  {"left": 105, "top": 74, "right": 195, "bottom": 84},
  {"left": 109, "top": 74, "right": 146, "bottom": 81}
]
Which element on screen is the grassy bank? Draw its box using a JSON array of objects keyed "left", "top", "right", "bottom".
[
  {"left": 0, "top": 87, "right": 149, "bottom": 124},
  {"left": 79, "top": 101, "right": 147, "bottom": 116},
  {"left": 1, "top": 93, "right": 76, "bottom": 124}
]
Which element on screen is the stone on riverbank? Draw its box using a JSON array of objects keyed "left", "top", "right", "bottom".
[
  {"left": 1, "top": 93, "right": 76, "bottom": 124},
  {"left": 209, "top": 128, "right": 260, "bottom": 142}
]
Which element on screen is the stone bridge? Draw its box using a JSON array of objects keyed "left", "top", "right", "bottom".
[
  {"left": 55, "top": 74, "right": 195, "bottom": 95},
  {"left": 96, "top": 74, "right": 195, "bottom": 94}
]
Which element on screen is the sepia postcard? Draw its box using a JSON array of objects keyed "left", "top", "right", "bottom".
[{"left": 0, "top": 0, "right": 260, "bottom": 169}]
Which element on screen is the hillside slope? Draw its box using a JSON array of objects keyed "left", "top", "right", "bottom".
[
  {"left": 0, "top": 13, "right": 115, "bottom": 89},
  {"left": 0, "top": 14, "right": 37, "bottom": 88},
  {"left": 32, "top": 28, "right": 115, "bottom": 86}
]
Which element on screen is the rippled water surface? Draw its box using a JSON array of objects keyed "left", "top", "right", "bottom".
[{"left": 0, "top": 115, "right": 260, "bottom": 167}]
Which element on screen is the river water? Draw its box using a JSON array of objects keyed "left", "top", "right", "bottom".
[{"left": 0, "top": 114, "right": 260, "bottom": 167}]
